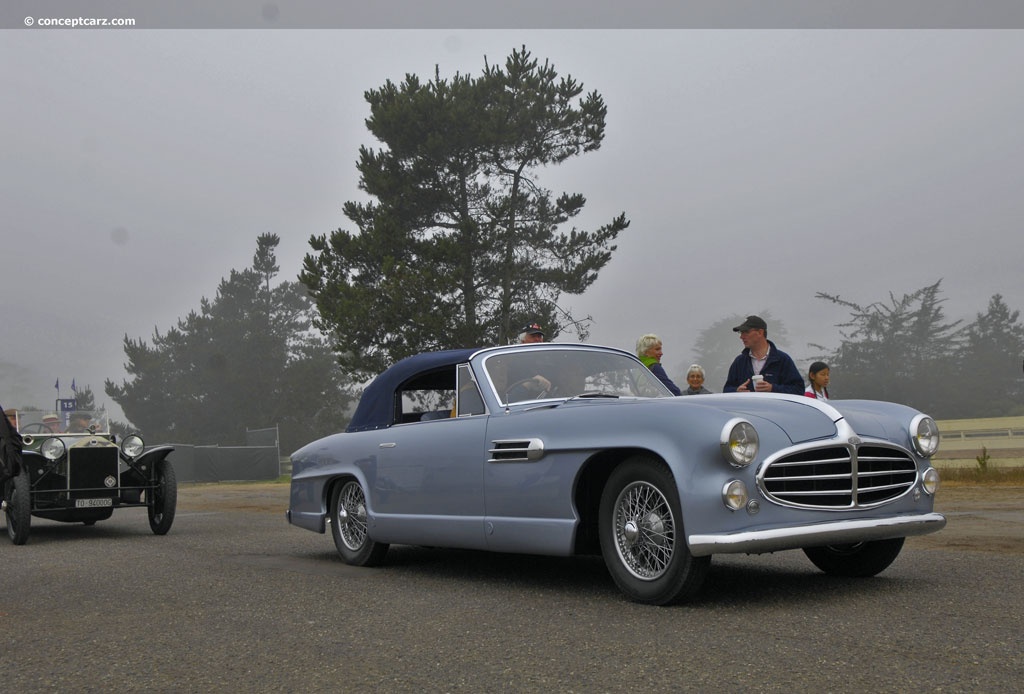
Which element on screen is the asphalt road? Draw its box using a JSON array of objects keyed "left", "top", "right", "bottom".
[{"left": 2, "top": 484, "right": 1022, "bottom": 693}]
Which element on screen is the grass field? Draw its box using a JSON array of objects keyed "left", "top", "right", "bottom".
[{"left": 937, "top": 466, "right": 1024, "bottom": 486}]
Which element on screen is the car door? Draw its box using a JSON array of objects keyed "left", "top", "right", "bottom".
[
  {"left": 482, "top": 410, "right": 581, "bottom": 556},
  {"left": 371, "top": 414, "right": 489, "bottom": 550}
]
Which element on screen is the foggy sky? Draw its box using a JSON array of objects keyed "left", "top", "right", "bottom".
[{"left": 3, "top": 14, "right": 1023, "bottom": 419}]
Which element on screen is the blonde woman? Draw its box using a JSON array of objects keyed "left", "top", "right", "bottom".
[{"left": 636, "top": 334, "right": 682, "bottom": 395}]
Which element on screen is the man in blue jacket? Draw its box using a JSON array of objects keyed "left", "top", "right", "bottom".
[{"left": 723, "top": 315, "right": 805, "bottom": 395}]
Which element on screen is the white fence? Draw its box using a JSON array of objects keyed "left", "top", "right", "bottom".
[{"left": 935, "top": 416, "right": 1024, "bottom": 465}]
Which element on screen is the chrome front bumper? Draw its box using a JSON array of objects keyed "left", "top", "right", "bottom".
[{"left": 687, "top": 512, "right": 946, "bottom": 557}]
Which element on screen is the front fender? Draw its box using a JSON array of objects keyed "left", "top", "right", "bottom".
[{"left": 134, "top": 445, "right": 175, "bottom": 479}]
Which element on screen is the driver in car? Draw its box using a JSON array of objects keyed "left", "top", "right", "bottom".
[{"left": 67, "top": 412, "right": 93, "bottom": 433}]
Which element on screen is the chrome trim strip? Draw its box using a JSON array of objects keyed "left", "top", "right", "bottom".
[{"left": 687, "top": 512, "right": 946, "bottom": 557}]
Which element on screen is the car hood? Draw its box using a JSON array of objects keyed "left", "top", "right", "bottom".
[
  {"left": 825, "top": 399, "right": 921, "bottom": 441},
  {"left": 659, "top": 394, "right": 841, "bottom": 445}
]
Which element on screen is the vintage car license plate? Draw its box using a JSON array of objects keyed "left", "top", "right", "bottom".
[{"left": 75, "top": 498, "right": 114, "bottom": 508}]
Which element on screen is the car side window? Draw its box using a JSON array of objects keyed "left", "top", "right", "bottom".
[
  {"left": 455, "top": 364, "right": 486, "bottom": 417},
  {"left": 393, "top": 367, "right": 458, "bottom": 424}
]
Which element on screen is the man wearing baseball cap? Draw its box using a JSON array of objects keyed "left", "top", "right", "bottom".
[
  {"left": 518, "top": 321, "right": 545, "bottom": 344},
  {"left": 723, "top": 315, "right": 804, "bottom": 395}
]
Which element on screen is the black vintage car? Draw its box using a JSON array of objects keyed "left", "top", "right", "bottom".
[{"left": 2, "top": 409, "right": 177, "bottom": 545}]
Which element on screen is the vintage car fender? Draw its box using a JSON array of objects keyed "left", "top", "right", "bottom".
[
  {"left": 133, "top": 444, "right": 175, "bottom": 474},
  {"left": 287, "top": 432, "right": 377, "bottom": 533}
]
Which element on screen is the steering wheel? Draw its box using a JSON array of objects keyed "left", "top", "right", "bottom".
[
  {"left": 505, "top": 378, "right": 551, "bottom": 401},
  {"left": 20, "top": 423, "right": 55, "bottom": 435}
]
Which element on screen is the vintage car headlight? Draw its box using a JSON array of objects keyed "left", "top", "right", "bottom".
[
  {"left": 120, "top": 434, "right": 145, "bottom": 459},
  {"left": 721, "top": 419, "right": 759, "bottom": 467},
  {"left": 910, "top": 415, "right": 940, "bottom": 458},
  {"left": 921, "top": 467, "right": 941, "bottom": 495},
  {"left": 41, "top": 437, "right": 66, "bottom": 461},
  {"left": 722, "top": 480, "right": 749, "bottom": 511}
]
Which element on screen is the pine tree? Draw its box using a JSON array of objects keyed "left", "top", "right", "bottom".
[
  {"left": 301, "top": 47, "right": 629, "bottom": 378},
  {"left": 107, "top": 234, "right": 353, "bottom": 452}
]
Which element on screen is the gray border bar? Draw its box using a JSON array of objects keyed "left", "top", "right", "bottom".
[{"left": 4, "top": 0, "right": 1024, "bottom": 30}]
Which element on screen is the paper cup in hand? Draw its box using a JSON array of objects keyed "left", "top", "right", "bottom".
[{"left": 751, "top": 375, "right": 764, "bottom": 389}]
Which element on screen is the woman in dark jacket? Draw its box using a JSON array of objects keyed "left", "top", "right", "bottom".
[{"left": 636, "top": 334, "right": 682, "bottom": 396}]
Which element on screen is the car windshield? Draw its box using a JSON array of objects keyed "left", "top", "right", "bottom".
[
  {"left": 482, "top": 347, "right": 672, "bottom": 405},
  {"left": 12, "top": 409, "right": 111, "bottom": 435}
]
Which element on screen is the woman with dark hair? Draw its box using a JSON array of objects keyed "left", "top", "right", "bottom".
[{"left": 804, "top": 361, "right": 831, "bottom": 400}]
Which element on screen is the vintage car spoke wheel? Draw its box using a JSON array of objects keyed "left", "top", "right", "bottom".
[
  {"left": 803, "top": 537, "right": 905, "bottom": 578},
  {"left": 599, "top": 457, "right": 709, "bottom": 605},
  {"left": 5, "top": 469, "right": 32, "bottom": 545},
  {"left": 330, "top": 480, "right": 388, "bottom": 566},
  {"left": 147, "top": 459, "right": 178, "bottom": 535}
]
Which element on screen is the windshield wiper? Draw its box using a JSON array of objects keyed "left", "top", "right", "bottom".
[{"left": 566, "top": 392, "right": 620, "bottom": 401}]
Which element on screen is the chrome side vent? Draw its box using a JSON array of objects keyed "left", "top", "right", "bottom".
[{"left": 488, "top": 438, "right": 544, "bottom": 463}]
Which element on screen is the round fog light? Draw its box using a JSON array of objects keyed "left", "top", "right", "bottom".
[
  {"left": 723, "top": 479, "right": 749, "bottom": 511},
  {"left": 922, "top": 467, "right": 940, "bottom": 495}
]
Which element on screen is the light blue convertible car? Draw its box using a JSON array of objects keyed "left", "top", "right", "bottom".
[{"left": 287, "top": 344, "right": 945, "bottom": 604}]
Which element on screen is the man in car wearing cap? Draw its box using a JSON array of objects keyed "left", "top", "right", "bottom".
[
  {"left": 511, "top": 321, "right": 551, "bottom": 395},
  {"left": 518, "top": 322, "right": 545, "bottom": 344},
  {"left": 723, "top": 315, "right": 805, "bottom": 395}
]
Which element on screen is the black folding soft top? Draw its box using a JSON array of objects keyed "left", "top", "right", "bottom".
[{"left": 345, "top": 348, "right": 479, "bottom": 432}]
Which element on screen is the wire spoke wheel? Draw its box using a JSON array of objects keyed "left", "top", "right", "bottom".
[
  {"left": 613, "top": 481, "right": 675, "bottom": 580},
  {"left": 599, "top": 456, "right": 709, "bottom": 605},
  {"left": 330, "top": 479, "right": 389, "bottom": 566},
  {"left": 337, "top": 481, "right": 369, "bottom": 551}
]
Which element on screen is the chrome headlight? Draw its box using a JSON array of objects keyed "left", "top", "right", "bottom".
[
  {"left": 921, "top": 467, "right": 940, "bottom": 495},
  {"left": 720, "top": 419, "right": 759, "bottom": 467},
  {"left": 120, "top": 434, "right": 145, "bottom": 459},
  {"left": 910, "top": 415, "right": 940, "bottom": 458},
  {"left": 41, "top": 437, "right": 66, "bottom": 461}
]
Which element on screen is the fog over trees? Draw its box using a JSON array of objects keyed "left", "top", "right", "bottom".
[{"left": 105, "top": 234, "right": 354, "bottom": 454}]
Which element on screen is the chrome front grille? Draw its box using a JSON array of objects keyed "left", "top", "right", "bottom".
[{"left": 759, "top": 444, "right": 918, "bottom": 509}]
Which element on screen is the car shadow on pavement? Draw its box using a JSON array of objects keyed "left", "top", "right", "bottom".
[{"left": 287, "top": 544, "right": 914, "bottom": 607}]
